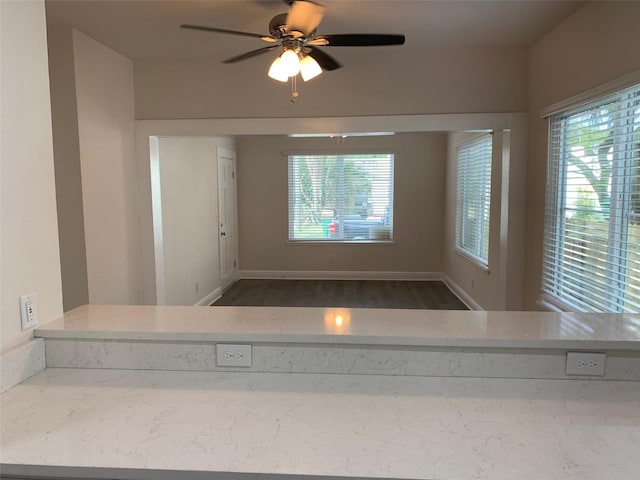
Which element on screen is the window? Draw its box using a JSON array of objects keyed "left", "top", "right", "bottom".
[
  {"left": 455, "top": 134, "right": 493, "bottom": 265},
  {"left": 542, "top": 84, "right": 640, "bottom": 312},
  {"left": 288, "top": 154, "right": 394, "bottom": 242}
]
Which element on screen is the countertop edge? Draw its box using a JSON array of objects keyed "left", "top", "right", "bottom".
[{"left": 32, "top": 330, "right": 640, "bottom": 351}]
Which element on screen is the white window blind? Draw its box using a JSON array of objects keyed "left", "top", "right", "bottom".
[
  {"left": 542, "top": 83, "right": 640, "bottom": 312},
  {"left": 288, "top": 154, "right": 394, "bottom": 242},
  {"left": 455, "top": 134, "right": 493, "bottom": 264}
]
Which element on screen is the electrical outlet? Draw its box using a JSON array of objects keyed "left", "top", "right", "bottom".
[
  {"left": 19, "top": 293, "right": 38, "bottom": 330},
  {"left": 216, "top": 344, "right": 252, "bottom": 367},
  {"left": 566, "top": 352, "right": 606, "bottom": 376}
]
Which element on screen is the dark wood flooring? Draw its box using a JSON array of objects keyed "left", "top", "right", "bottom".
[{"left": 212, "top": 279, "right": 468, "bottom": 310}]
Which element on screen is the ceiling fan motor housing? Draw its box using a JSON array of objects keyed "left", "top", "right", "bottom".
[{"left": 269, "top": 13, "right": 289, "bottom": 38}]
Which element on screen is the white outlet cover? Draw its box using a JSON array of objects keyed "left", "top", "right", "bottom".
[
  {"left": 566, "top": 351, "right": 606, "bottom": 376},
  {"left": 216, "top": 344, "right": 252, "bottom": 367}
]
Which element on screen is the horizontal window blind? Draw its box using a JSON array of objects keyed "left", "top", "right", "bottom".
[
  {"left": 543, "top": 83, "right": 640, "bottom": 312},
  {"left": 288, "top": 154, "right": 394, "bottom": 242},
  {"left": 455, "top": 134, "right": 492, "bottom": 264}
]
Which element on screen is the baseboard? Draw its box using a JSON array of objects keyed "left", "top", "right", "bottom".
[
  {"left": 194, "top": 287, "right": 222, "bottom": 307},
  {"left": 238, "top": 270, "right": 442, "bottom": 281},
  {"left": 0, "top": 338, "right": 46, "bottom": 393},
  {"left": 441, "top": 275, "right": 483, "bottom": 311}
]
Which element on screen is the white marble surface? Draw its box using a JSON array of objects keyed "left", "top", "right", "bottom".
[
  {"left": 34, "top": 305, "right": 640, "bottom": 350},
  {"left": 0, "top": 338, "right": 45, "bottom": 393},
  {"left": 1, "top": 368, "right": 639, "bottom": 480},
  {"left": 43, "top": 338, "right": 640, "bottom": 380}
]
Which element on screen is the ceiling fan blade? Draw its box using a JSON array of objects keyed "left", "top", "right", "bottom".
[
  {"left": 180, "top": 24, "right": 275, "bottom": 42},
  {"left": 286, "top": 1, "right": 326, "bottom": 37},
  {"left": 307, "top": 47, "right": 341, "bottom": 71},
  {"left": 315, "top": 34, "right": 405, "bottom": 47},
  {"left": 222, "top": 45, "right": 279, "bottom": 64}
]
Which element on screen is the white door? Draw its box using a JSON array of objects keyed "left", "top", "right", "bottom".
[{"left": 217, "top": 147, "right": 237, "bottom": 290}]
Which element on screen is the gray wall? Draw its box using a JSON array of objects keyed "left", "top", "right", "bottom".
[{"left": 236, "top": 132, "right": 446, "bottom": 274}]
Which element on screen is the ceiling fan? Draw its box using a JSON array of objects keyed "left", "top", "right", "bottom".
[{"left": 180, "top": 0, "right": 405, "bottom": 86}]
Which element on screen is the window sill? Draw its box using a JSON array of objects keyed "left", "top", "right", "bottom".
[
  {"left": 538, "top": 294, "right": 583, "bottom": 313},
  {"left": 454, "top": 247, "right": 490, "bottom": 272},
  {"left": 287, "top": 240, "right": 396, "bottom": 246}
]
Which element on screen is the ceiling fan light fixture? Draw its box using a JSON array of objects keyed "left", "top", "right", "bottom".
[
  {"left": 300, "top": 55, "right": 322, "bottom": 81},
  {"left": 268, "top": 57, "right": 289, "bottom": 82},
  {"left": 279, "top": 48, "right": 301, "bottom": 77}
]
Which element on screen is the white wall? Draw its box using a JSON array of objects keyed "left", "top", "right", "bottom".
[
  {"left": 236, "top": 133, "right": 447, "bottom": 275},
  {"left": 47, "top": 25, "right": 89, "bottom": 311},
  {"left": 134, "top": 47, "right": 528, "bottom": 119},
  {"left": 152, "top": 137, "right": 227, "bottom": 305},
  {"left": 525, "top": 1, "right": 640, "bottom": 309},
  {"left": 51, "top": 31, "right": 239, "bottom": 308},
  {"left": 135, "top": 114, "right": 527, "bottom": 306},
  {"left": 73, "top": 30, "right": 141, "bottom": 305},
  {"left": 1, "top": 0, "right": 63, "bottom": 353},
  {"left": 443, "top": 131, "right": 525, "bottom": 310},
  {"left": 44, "top": 3, "right": 637, "bottom": 312},
  {"left": 44, "top": 17, "right": 531, "bottom": 308}
]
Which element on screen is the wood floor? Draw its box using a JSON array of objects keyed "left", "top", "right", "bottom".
[{"left": 212, "top": 279, "right": 468, "bottom": 310}]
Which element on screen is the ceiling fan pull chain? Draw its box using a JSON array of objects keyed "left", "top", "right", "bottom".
[{"left": 291, "top": 75, "right": 299, "bottom": 103}]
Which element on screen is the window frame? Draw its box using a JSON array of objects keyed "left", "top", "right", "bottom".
[
  {"left": 287, "top": 152, "right": 395, "bottom": 244},
  {"left": 454, "top": 133, "right": 493, "bottom": 268},
  {"left": 542, "top": 83, "right": 640, "bottom": 313}
]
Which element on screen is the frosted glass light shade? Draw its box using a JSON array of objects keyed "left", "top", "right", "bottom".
[
  {"left": 300, "top": 55, "right": 322, "bottom": 81},
  {"left": 268, "top": 57, "right": 288, "bottom": 82},
  {"left": 279, "top": 49, "right": 300, "bottom": 76}
]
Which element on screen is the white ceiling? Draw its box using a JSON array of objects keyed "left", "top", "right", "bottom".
[{"left": 45, "top": 0, "right": 586, "bottom": 62}]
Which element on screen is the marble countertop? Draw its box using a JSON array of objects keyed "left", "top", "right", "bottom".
[
  {"left": 2, "top": 368, "right": 639, "bottom": 480},
  {"left": 34, "top": 305, "right": 640, "bottom": 349}
]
